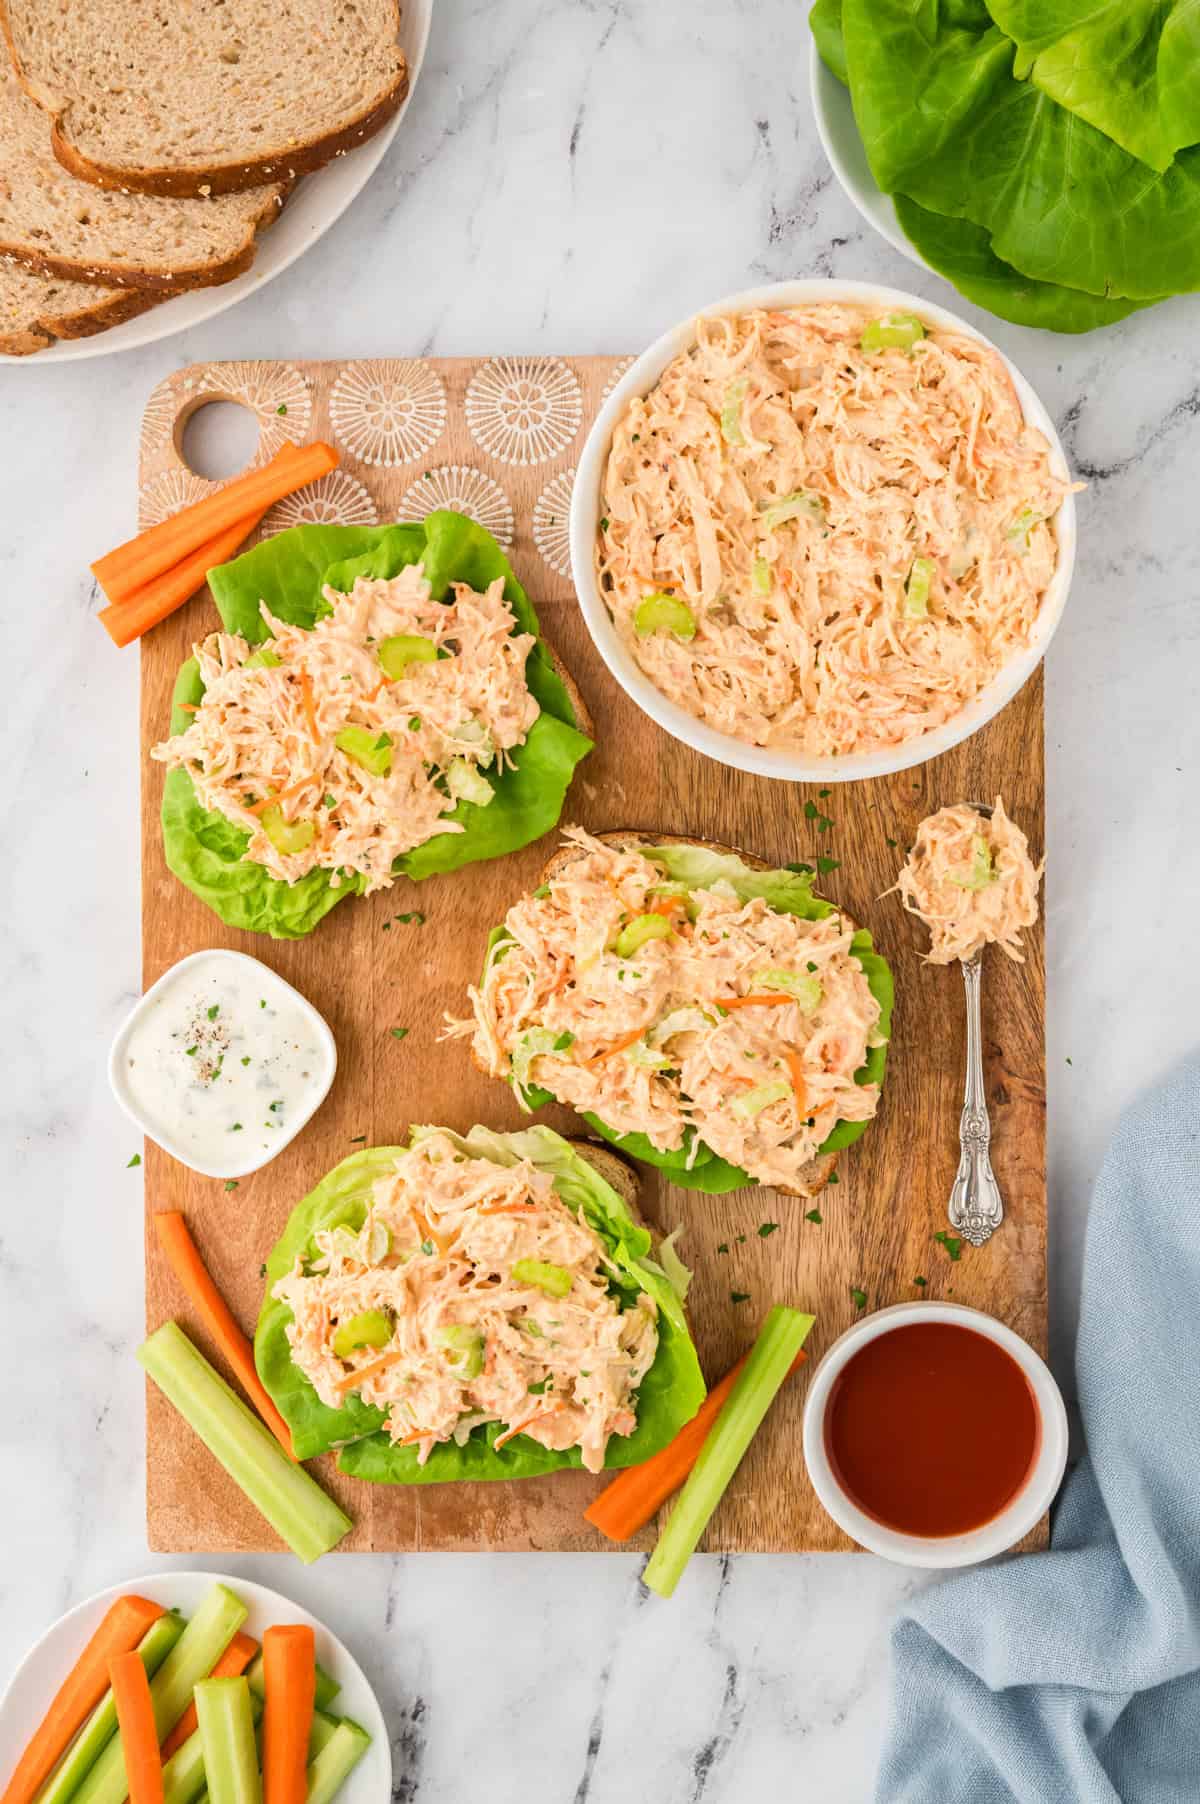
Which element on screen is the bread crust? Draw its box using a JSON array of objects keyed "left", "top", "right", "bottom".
[
  {"left": 0, "top": 181, "right": 286, "bottom": 292},
  {"left": 538, "top": 637, "right": 594, "bottom": 741},
  {"left": 485, "top": 830, "right": 855, "bottom": 1200},
  {"left": 0, "top": 265, "right": 167, "bottom": 353},
  {"left": 48, "top": 62, "right": 409, "bottom": 199}
]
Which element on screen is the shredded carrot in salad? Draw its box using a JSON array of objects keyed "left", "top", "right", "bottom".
[
  {"left": 275, "top": 1131, "right": 658, "bottom": 1473},
  {"left": 597, "top": 303, "right": 1078, "bottom": 755}
]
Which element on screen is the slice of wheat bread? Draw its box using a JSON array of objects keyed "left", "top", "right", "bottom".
[
  {"left": 4, "top": 0, "right": 409, "bottom": 198},
  {"left": 0, "top": 258, "right": 167, "bottom": 352},
  {"left": 488, "top": 831, "right": 853, "bottom": 1200},
  {"left": 0, "top": 61, "right": 284, "bottom": 289}
]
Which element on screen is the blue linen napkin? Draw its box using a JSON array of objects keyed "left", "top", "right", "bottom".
[{"left": 875, "top": 1052, "right": 1200, "bottom": 1803}]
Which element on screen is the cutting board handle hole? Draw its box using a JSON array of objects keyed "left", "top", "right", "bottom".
[{"left": 179, "top": 399, "right": 261, "bottom": 481}]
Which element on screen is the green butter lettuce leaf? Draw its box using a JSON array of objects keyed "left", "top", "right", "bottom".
[
  {"left": 987, "top": 0, "right": 1200, "bottom": 175},
  {"left": 489, "top": 844, "right": 894, "bottom": 1193},
  {"left": 892, "top": 195, "right": 1157, "bottom": 333},
  {"left": 843, "top": 0, "right": 1200, "bottom": 300},
  {"left": 254, "top": 1126, "right": 707, "bottom": 1480},
  {"left": 809, "top": 0, "right": 849, "bottom": 83},
  {"left": 160, "top": 512, "right": 592, "bottom": 938}
]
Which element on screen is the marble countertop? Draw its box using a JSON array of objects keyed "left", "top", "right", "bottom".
[{"left": 3, "top": 2, "right": 1199, "bottom": 1797}]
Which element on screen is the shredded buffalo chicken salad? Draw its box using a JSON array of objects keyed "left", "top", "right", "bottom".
[
  {"left": 598, "top": 303, "right": 1076, "bottom": 755},
  {"left": 450, "top": 831, "right": 885, "bottom": 1190},
  {"left": 151, "top": 564, "right": 540, "bottom": 892},
  {"left": 894, "top": 798, "right": 1043, "bottom": 964},
  {"left": 273, "top": 1131, "right": 658, "bottom": 1472}
]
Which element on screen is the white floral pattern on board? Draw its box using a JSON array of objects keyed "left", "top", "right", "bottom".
[
  {"left": 531, "top": 468, "right": 575, "bottom": 578},
  {"left": 139, "top": 467, "right": 215, "bottom": 529},
  {"left": 396, "top": 465, "right": 515, "bottom": 550},
  {"left": 465, "top": 357, "right": 582, "bottom": 466},
  {"left": 261, "top": 471, "right": 379, "bottom": 537},
  {"left": 329, "top": 359, "right": 447, "bottom": 466},
  {"left": 599, "top": 356, "right": 635, "bottom": 404}
]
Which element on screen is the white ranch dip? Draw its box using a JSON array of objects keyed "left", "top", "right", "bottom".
[{"left": 113, "top": 951, "right": 335, "bottom": 1177}]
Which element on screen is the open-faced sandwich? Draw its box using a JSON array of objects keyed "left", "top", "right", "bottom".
[
  {"left": 255, "top": 1124, "right": 705, "bottom": 1481},
  {"left": 451, "top": 830, "right": 893, "bottom": 1195},
  {"left": 151, "top": 513, "right": 592, "bottom": 937}
]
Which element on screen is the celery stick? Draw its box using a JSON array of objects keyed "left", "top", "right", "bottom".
[
  {"left": 244, "top": 1652, "right": 340, "bottom": 1717},
  {"left": 195, "top": 1680, "right": 261, "bottom": 1804},
  {"left": 642, "top": 1306, "right": 815, "bottom": 1599},
  {"left": 138, "top": 1322, "right": 352, "bottom": 1563},
  {"left": 306, "top": 1714, "right": 338, "bottom": 1759},
  {"left": 306, "top": 1722, "right": 371, "bottom": 1804},
  {"left": 163, "top": 1694, "right": 262, "bottom": 1804},
  {"left": 35, "top": 1614, "right": 186, "bottom": 1804},
  {"left": 74, "top": 1585, "right": 248, "bottom": 1804}
]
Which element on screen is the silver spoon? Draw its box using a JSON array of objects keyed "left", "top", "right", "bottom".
[{"left": 946, "top": 802, "right": 1004, "bottom": 1247}]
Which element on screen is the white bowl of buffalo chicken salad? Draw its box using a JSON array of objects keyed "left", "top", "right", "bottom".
[{"left": 569, "top": 281, "right": 1078, "bottom": 783}]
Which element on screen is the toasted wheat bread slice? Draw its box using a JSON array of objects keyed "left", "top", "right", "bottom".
[
  {"left": 539, "top": 639, "right": 594, "bottom": 742},
  {"left": 4, "top": 0, "right": 409, "bottom": 199},
  {"left": 0, "top": 257, "right": 167, "bottom": 352},
  {"left": 485, "top": 830, "right": 854, "bottom": 1200},
  {"left": 0, "top": 62, "right": 283, "bottom": 290}
]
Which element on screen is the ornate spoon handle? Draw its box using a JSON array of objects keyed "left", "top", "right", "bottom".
[{"left": 947, "top": 951, "right": 1004, "bottom": 1246}]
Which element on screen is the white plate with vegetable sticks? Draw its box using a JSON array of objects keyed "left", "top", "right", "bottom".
[{"left": 0, "top": 1572, "right": 389, "bottom": 1803}]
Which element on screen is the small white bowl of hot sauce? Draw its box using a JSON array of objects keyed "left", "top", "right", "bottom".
[{"left": 801, "top": 1303, "right": 1068, "bottom": 1567}]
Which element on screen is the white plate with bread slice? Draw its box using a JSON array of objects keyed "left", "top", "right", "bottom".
[{"left": 0, "top": 0, "right": 432, "bottom": 362}]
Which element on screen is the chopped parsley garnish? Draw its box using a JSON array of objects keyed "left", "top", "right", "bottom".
[
  {"left": 276, "top": 403, "right": 288, "bottom": 415},
  {"left": 324, "top": 795, "right": 337, "bottom": 809},
  {"left": 885, "top": 836, "right": 898, "bottom": 849},
  {"left": 528, "top": 1380, "right": 550, "bottom": 1395},
  {"left": 230, "top": 1123, "right": 243, "bottom": 1132},
  {"left": 259, "top": 999, "right": 267, "bottom": 1009},
  {"left": 599, "top": 516, "right": 610, "bottom": 530},
  {"left": 421, "top": 1238, "right": 434, "bottom": 1257},
  {"left": 269, "top": 1100, "right": 283, "bottom": 1112},
  {"left": 241, "top": 1056, "right": 251, "bottom": 1066},
  {"left": 913, "top": 1275, "right": 927, "bottom": 1287},
  {"left": 350, "top": 1134, "right": 367, "bottom": 1143},
  {"left": 804, "top": 1208, "right": 822, "bottom": 1225},
  {"left": 827, "top": 1172, "right": 838, "bottom": 1185},
  {"left": 185, "top": 1046, "right": 199, "bottom": 1057},
  {"left": 390, "top": 1027, "right": 409, "bottom": 1041},
  {"left": 259, "top": 1263, "right": 267, "bottom": 1278},
  {"left": 395, "top": 912, "right": 425, "bottom": 925},
  {"left": 850, "top": 1287, "right": 868, "bottom": 1309},
  {"left": 126, "top": 1153, "right": 141, "bottom": 1168},
  {"left": 207, "top": 1004, "right": 220, "bottom": 1021},
  {"left": 716, "top": 1241, "right": 730, "bottom": 1254},
  {"left": 736, "top": 1233, "right": 747, "bottom": 1245},
  {"left": 785, "top": 860, "right": 814, "bottom": 875},
  {"left": 409, "top": 716, "right": 422, "bottom": 731},
  {"left": 816, "top": 855, "right": 840, "bottom": 873},
  {"left": 1065, "top": 1056, "right": 1073, "bottom": 1066},
  {"left": 934, "top": 1230, "right": 964, "bottom": 1262},
  {"left": 806, "top": 960, "right": 818, "bottom": 972},
  {"left": 730, "top": 1290, "right": 751, "bottom": 1305},
  {"left": 758, "top": 1221, "right": 779, "bottom": 1238},
  {"left": 818, "top": 787, "right": 831, "bottom": 799},
  {"left": 382, "top": 922, "right": 391, "bottom": 931}
]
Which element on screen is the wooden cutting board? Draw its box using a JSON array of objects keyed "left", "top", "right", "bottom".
[{"left": 139, "top": 356, "right": 1047, "bottom": 1553}]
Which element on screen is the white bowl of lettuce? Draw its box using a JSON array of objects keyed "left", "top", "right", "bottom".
[{"left": 570, "top": 277, "right": 1076, "bottom": 786}]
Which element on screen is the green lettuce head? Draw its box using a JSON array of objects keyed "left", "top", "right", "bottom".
[
  {"left": 490, "top": 843, "right": 894, "bottom": 1193},
  {"left": 160, "top": 512, "right": 593, "bottom": 939},
  {"left": 255, "top": 1124, "right": 707, "bottom": 1481}
]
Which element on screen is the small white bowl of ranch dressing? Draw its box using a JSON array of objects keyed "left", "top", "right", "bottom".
[{"left": 109, "top": 950, "right": 337, "bottom": 1179}]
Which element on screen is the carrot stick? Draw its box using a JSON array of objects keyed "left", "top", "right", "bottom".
[
  {"left": 107, "top": 1653, "right": 163, "bottom": 1804},
  {"left": 784, "top": 1049, "right": 808, "bottom": 1114},
  {"left": 246, "top": 775, "right": 318, "bottom": 816},
  {"left": 97, "top": 508, "right": 264, "bottom": 648},
  {"left": 713, "top": 993, "right": 796, "bottom": 1010},
  {"left": 92, "top": 440, "right": 338, "bottom": 604},
  {"left": 584, "top": 1348, "right": 807, "bottom": 1542},
  {"left": 333, "top": 1348, "right": 406, "bottom": 1394},
  {"left": 262, "top": 1625, "right": 316, "bottom": 1804},
  {"left": 159, "top": 1631, "right": 258, "bottom": 1760},
  {"left": 581, "top": 1029, "right": 646, "bottom": 1066},
  {"left": 0, "top": 1596, "right": 164, "bottom": 1804},
  {"left": 153, "top": 1211, "right": 296, "bottom": 1458},
  {"left": 298, "top": 670, "right": 320, "bottom": 743},
  {"left": 494, "top": 1407, "right": 562, "bottom": 1451}
]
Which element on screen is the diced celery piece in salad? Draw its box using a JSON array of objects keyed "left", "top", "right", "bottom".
[
  {"left": 332, "top": 1310, "right": 393, "bottom": 1359},
  {"left": 615, "top": 913, "right": 673, "bottom": 958},
  {"left": 751, "top": 556, "right": 773, "bottom": 594},
  {"left": 626, "top": 1039, "right": 673, "bottom": 1071},
  {"left": 1006, "top": 505, "right": 1044, "bottom": 550},
  {"left": 194, "top": 1677, "right": 261, "bottom": 1804},
  {"left": 41, "top": 1614, "right": 185, "bottom": 1804},
  {"left": 137, "top": 1322, "right": 353, "bottom": 1563},
  {"left": 512, "top": 1258, "right": 572, "bottom": 1299},
  {"left": 860, "top": 311, "right": 926, "bottom": 353},
  {"left": 243, "top": 647, "right": 282, "bottom": 669},
  {"left": 949, "top": 833, "right": 996, "bottom": 891},
  {"left": 634, "top": 592, "right": 697, "bottom": 641},
  {"left": 750, "top": 968, "right": 823, "bottom": 1011},
  {"left": 305, "top": 1721, "right": 372, "bottom": 1804},
  {"left": 73, "top": 1585, "right": 248, "bottom": 1804},
  {"left": 643, "top": 1306, "right": 815, "bottom": 1597},
  {"left": 904, "top": 556, "right": 935, "bottom": 619},
  {"left": 334, "top": 726, "right": 393, "bottom": 778},
  {"left": 260, "top": 805, "right": 315, "bottom": 856},
  {"left": 720, "top": 377, "right": 749, "bottom": 446},
  {"left": 729, "top": 1079, "right": 792, "bottom": 1120},
  {"left": 445, "top": 759, "right": 493, "bottom": 807},
  {"left": 436, "top": 1324, "right": 485, "bottom": 1380},
  {"left": 379, "top": 633, "right": 438, "bottom": 677},
  {"left": 648, "top": 1005, "right": 716, "bottom": 1045},
  {"left": 758, "top": 490, "right": 825, "bottom": 532}
]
